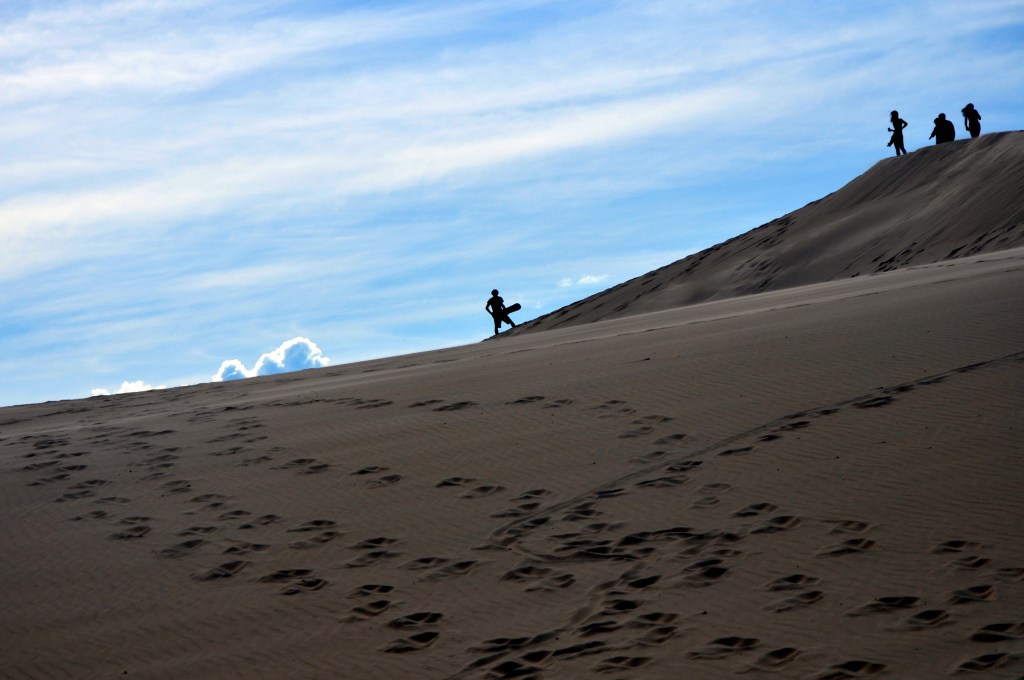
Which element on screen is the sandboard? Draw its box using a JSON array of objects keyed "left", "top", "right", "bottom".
[{"left": 504, "top": 302, "right": 521, "bottom": 314}]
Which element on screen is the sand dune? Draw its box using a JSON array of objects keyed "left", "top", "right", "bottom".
[
  {"left": 511, "top": 131, "right": 1024, "bottom": 334},
  {"left": 2, "top": 244, "right": 1023, "bottom": 679}
]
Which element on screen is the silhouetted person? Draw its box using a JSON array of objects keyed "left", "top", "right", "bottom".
[
  {"left": 887, "top": 110, "right": 908, "bottom": 156},
  {"left": 962, "top": 103, "right": 981, "bottom": 138},
  {"left": 929, "top": 113, "right": 956, "bottom": 144},
  {"left": 486, "top": 289, "right": 516, "bottom": 336}
]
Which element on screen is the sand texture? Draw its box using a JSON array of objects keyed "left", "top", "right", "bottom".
[
  {"left": 3, "top": 137, "right": 1024, "bottom": 679},
  {"left": 513, "top": 131, "right": 1024, "bottom": 334}
]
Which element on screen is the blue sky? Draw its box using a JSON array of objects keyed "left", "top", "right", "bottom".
[{"left": 2, "top": 0, "right": 1023, "bottom": 406}]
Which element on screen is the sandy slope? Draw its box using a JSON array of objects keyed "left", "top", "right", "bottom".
[
  {"left": 511, "top": 131, "right": 1024, "bottom": 335},
  {"left": 2, "top": 246, "right": 1022, "bottom": 679}
]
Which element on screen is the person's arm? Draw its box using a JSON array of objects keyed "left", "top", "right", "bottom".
[{"left": 901, "top": 119, "right": 908, "bottom": 130}]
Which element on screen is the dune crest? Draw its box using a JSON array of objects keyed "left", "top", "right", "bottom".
[{"left": 513, "top": 131, "right": 1024, "bottom": 333}]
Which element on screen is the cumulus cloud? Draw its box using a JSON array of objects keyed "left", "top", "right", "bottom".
[
  {"left": 91, "top": 379, "right": 165, "bottom": 396},
  {"left": 212, "top": 337, "right": 330, "bottom": 382}
]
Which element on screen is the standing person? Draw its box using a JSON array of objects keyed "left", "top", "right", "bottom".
[
  {"left": 930, "top": 113, "right": 956, "bottom": 144},
  {"left": 962, "top": 103, "right": 982, "bottom": 138},
  {"left": 887, "top": 110, "right": 908, "bottom": 156},
  {"left": 485, "top": 289, "right": 516, "bottom": 336}
]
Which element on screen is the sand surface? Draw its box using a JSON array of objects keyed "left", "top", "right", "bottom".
[
  {"left": 515, "top": 131, "right": 1024, "bottom": 334},
  {"left": 2, "top": 245, "right": 1023, "bottom": 679}
]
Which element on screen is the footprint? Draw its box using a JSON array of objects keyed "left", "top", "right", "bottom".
[
  {"left": 818, "top": 538, "right": 875, "bottom": 557},
  {"left": 346, "top": 551, "right": 401, "bottom": 568},
  {"left": 288, "top": 519, "right": 337, "bottom": 533},
  {"left": 511, "top": 489, "right": 550, "bottom": 500},
  {"left": 955, "top": 653, "right": 1010, "bottom": 673},
  {"left": 381, "top": 631, "right": 439, "bottom": 653},
  {"left": 530, "top": 573, "right": 575, "bottom": 592},
  {"left": 682, "top": 559, "right": 729, "bottom": 587},
  {"left": 854, "top": 396, "right": 894, "bottom": 409},
  {"left": 665, "top": 460, "right": 702, "bottom": 474},
  {"left": 366, "top": 474, "right": 402, "bottom": 488},
  {"left": 69, "top": 510, "right": 111, "bottom": 521},
  {"left": 829, "top": 520, "right": 871, "bottom": 534},
  {"left": 971, "top": 622, "right": 1024, "bottom": 642},
  {"left": 290, "top": 530, "right": 335, "bottom": 548},
  {"left": 734, "top": 502, "right": 778, "bottom": 518},
  {"left": 348, "top": 584, "right": 394, "bottom": 598},
  {"left": 948, "top": 584, "right": 994, "bottom": 604},
  {"left": 280, "top": 578, "right": 327, "bottom": 595},
  {"left": 635, "top": 476, "right": 685, "bottom": 489},
  {"left": 752, "top": 515, "right": 801, "bottom": 534},
  {"left": 426, "top": 560, "right": 479, "bottom": 581},
  {"left": 767, "top": 574, "right": 821, "bottom": 591},
  {"left": 746, "top": 647, "right": 801, "bottom": 672},
  {"left": 403, "top": 557, "right": 449, "bottom": 571},
  {"left": 593, "top": 656, "right": 651, "bottom": 673},
  {"left": 633, "top": 612, "right": 677, "bottom": 627},
  {"left": 349, "top": 599, "right": 392, "bottom": 620},
  {"left": 994, "top": 567, "right": 1024, "bottom": 581},
  {"left": 502, "top": 566, "right": 552, "bottom": 582},
  {"left": 953, "top": 555, "right": 992, "bottom": 570},
  {"left": 552, "top": 640, "right": 607, "bottom": 659},
  {"left": 810, "top": 659, "right": 887, "bottom": 679},
  {"left": 654, "top": 433, "right": 687, "bottom": 445},
  {"left": 110, "top": 525, "right": 151, "bottom": 540},
  {"left": 847, "top": 596, "right": 920, "bottom": 616},
  {"left": 161, "top": 480, "right": 192, "bottom": 494},
  {"left": 436, "top": 477, "right": 477, "bottom": 491},
  {"left": 192, "top": 560, "right": 249, "bottom": 581},
  {"left": 223, "top": 541, "right": 270, "bottom": 555},
  {"left": 718, "top": 446, "right": 753, "bottom": 457},
  {"left": 239, "top": 514, "right": 283, "bottom": 529},
  {"left": 387, "top": 612, "right": 443, "bottom": 629},
  {"left": 216, "top": 510, "right": 251, "bottom": 521},
  {"left": 352, "top": 465, "right": 389, "bottom": 475},
  {"left": 260, "top": 568, "right": 314, "bottom": 583},
  {"left": 155, "top": 538, "right": 206, "bottom": 558},
  {"left": 483, "top": 661, "right": 544, "bottom": 678},
  {"left": 765, "top": 590, "right": 824, "bottom": 613},
  {"left": 510, "top": 396, "right": 545, "bottom": 404},
  {"left": 687, "top": 636, "right": 760, "bottom": 660},
  {"left": 352, "top": 536, "right": 399, "bottom": 550},
  {"left": 461, "top": 485, "right": 505, "bottom": 498},
  {"left": 356, "top": 399, "right": 393, "bottom": 409},
  {"left": 934, "top": 539, "right": 981, "bottom": 554},
  {"left": 409, "top": 399, "right": 444, "bottom": 408},
  {"left": 903, "top": 609, "right": 951, "bottom": 629},
  {"left": 434, "top": 401, "right": 477, "bottom": 411}
]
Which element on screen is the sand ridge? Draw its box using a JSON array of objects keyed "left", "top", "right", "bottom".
[
  {"left": 2, "top": 247, "right": 1022, "bottom": 678},
  {"left": 511, "top": 131, "right": 1024, "bottom": 335}
]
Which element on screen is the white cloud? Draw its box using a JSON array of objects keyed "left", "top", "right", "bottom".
[
  {"left": 559, "top": 274, "right": 609, "bottom": 287},
  {"left": 91, "top": 379, "right": 165, "bottom": 396},
  {"left": 212, "top": 337, "right": 330, "bottom": 382}
]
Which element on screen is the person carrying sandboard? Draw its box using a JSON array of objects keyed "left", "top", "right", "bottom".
[{"left": 485, "top": 289, "right": 519, "bottom": 336}]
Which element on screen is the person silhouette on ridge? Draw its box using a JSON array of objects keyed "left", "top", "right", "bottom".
[
  {"left": 962, "top": 103, "right": 982, "bottom": 138},
  {"left": 486, "top": 289, "right": 516, "bottom": 336},
  {"left": 887, "top": 110, "right": 908, "bottom": 156},
  {"left": 929, "top": 113, "right": 956, "bottom": 144}
]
